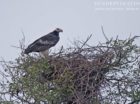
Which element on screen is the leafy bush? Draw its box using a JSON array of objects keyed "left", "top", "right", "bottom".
[{"left": 0, "top": 35, "right": 140, "bottom": 104}]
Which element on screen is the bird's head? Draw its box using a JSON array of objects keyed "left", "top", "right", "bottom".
[{"left": 55, "top": 28, "right": 63, "bottom": 33}]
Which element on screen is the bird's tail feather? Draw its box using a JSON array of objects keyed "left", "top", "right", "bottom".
[
  {"left": 24, "top": 48, "right": 31, "bottom": 54},
  {"left": 24, "top": 44, "right": 35, "bottom": 54}
]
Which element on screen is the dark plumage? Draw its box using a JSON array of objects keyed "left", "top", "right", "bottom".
[{"left": 24, "top": 28, "right": 63, "bottom": 56}]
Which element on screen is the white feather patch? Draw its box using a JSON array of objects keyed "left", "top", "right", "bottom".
[{"left": 39, "top": 39, "right": 55, "bottom": 45}]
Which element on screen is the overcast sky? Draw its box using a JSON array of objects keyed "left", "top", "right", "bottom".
[{"left": 0, "top": 0, "right": 140, "bottom": 60}]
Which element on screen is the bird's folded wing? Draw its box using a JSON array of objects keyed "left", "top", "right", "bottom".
[{"left": 38, "top": 39, "right": 56, "bottom": 45}]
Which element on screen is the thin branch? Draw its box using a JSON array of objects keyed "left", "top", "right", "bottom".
[{"left": 101, "top": 26, "right": 109, "bottom": 42}]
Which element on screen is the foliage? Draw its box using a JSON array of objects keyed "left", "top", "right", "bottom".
[{"left": 0, "top": 35, "right": 140, "bottom": 104}]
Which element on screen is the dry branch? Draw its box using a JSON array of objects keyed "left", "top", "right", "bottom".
[{"left": 0, "top": 35, "right": 140, "bottom": 104}]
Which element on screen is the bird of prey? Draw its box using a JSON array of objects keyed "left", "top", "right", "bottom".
[{"left": 24, "top": 28, "right": 63, "bottom": 57}]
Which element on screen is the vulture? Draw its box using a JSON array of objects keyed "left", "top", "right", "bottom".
[{"left": 24, "top": 28, "right": 63, "bottom": 57}]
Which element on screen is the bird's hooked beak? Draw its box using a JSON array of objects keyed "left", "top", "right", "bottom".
[
  {"left": 55, "top": 28, "right": 63, "bottom": 33},
  {"left": 60, "top": 29, "right": 63, "bottom": 32}
]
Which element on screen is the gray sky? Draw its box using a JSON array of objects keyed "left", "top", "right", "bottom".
[{"left": 0, "top": 0, "right": 140, "bottom": 60}]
